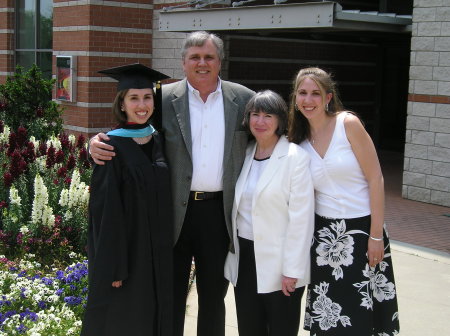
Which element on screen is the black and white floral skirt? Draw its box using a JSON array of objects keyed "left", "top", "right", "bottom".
[{"left": 304, "top": 214, "right": 400, "bottom": 336}]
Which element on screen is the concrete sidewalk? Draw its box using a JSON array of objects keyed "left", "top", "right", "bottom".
[{"left": 183, "top": 241, "right": 450, "bottom": 336}]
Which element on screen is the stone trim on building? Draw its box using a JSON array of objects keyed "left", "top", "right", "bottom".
[{"left": 403, "top": 0, "right": 450, "bottom": 207}]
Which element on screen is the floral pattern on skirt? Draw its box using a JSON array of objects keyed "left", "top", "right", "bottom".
[{"left": 304, "top": 215, "right": 400, "bottom": 336}]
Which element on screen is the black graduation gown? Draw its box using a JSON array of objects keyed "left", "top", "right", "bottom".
[{"left": 81, "top": 133, "right": 173, "bottom": 336}]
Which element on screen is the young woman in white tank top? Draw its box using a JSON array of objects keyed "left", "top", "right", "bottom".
[{"left": 288, "top": 67, "right": 400, "bottom": 336}]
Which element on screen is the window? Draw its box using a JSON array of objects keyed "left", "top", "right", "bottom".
[{"left": 16, "top": 0, "right": 53, "bottom": 78}]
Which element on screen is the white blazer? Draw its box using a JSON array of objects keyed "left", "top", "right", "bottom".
[{"left": 224, "top": 136, "right": 315, "bottom": 293}]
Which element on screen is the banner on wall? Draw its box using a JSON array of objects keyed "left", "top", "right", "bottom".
[{"left": 56, "top": 56, "right": 77, "bottom": 102}]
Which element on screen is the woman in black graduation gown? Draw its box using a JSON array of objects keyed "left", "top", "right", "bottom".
[{"left": 81, "top": 64, "right": 172, "bottom": 336}]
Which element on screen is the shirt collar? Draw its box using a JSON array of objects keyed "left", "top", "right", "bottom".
[{"left": 187, "top": 78, "right": 222, "bottom": 99}]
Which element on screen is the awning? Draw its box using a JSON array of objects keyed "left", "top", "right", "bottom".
[{"left": 159, "top": 1, "right": 412, "bottom": 34}]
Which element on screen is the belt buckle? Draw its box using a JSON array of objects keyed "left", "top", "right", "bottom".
[{"left": 194, "top": 192, "right": 204, "bottom": 200}]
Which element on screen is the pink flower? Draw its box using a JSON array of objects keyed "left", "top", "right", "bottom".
[{"left": 55, "top": 215, "right": 62, "bottom": 225}]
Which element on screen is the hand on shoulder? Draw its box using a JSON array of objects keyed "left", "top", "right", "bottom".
[{"left": 90, "top": 133, "right": 115, "bottom": 165}]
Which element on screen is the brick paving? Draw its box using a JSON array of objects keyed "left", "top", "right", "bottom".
[{"left": 380, "top": 151, "right": 450, "bottom": 254}]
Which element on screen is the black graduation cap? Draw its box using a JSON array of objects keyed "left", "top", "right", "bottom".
[
  {"left": 98, "top": 63, "right": 169, "bottom": 91},
  {"left": 98, "top": 63, "right": 170, "bottom": 130}
]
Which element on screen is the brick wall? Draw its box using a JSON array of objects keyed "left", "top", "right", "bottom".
[
  {"left": 403, "top": 0, "right": 450, "bottom": 207},
  {"left": 53, "top": 0, "right": 157, "bottom": 136},
  {"left": 0, "top": 0, "right": 15, "bottom": 81}
]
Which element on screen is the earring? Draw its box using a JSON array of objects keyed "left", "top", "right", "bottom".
[
  {"left": 325, "top": 103, "right": 329, "bottom": 112},
  {"left": 294, "top": 104, "right": 299, "bottom": 112}
]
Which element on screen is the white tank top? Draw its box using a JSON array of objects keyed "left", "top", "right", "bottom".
[{"left": 300, "top": 112, "right": 371, "bottom": 219}]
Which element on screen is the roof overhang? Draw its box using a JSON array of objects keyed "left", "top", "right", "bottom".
[{"left": 159, "top": 1, "right": 412, "bottom": 34}]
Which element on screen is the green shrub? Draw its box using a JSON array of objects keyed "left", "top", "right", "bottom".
[{"left": 0, "top": 64, "right": 63, "bottom": 141}]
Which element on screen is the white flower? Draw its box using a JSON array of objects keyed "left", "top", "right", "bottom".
[
  {"left": 315, "top": 219, "right": 361, "bottom": 280},
  {"left": 371, "top": 273, "right": 396, "bottom": 302},
  {"left": 46, "top": 135, "right": 61, "bottom": 150},
  {"left": 61, "top": 169, "right": 90, "bottom": 210},
  {"left": 68, "top": 134, "right": 76, "bottom": 145},
  {"left": 31, "top": 174, "right": 54, "bottom": 227},
  {"left": 35, "top": 156, "right": 47, "bottom": 172},
  {"left": 309, "top": 282, "right": 351, "bottom": 331},
  {"left": 9, "top": 186, "right": 21, "bottom": 206},
  {"left": 30, "top": 136, "right": 40, "bottom": 153},
  {"left": 19, "top": 226, "right": 29, "bottom": 235},
  {"left": 64, "top": 210, "right": 73, "bottom": 221},
  {"left": 0, "top": 125, "right": 10, "bottom": 143},
  {"left": 354, "top": 263, "right": 397, "bottom": 311},
  {"left": 59, "top": 189, "right": 69, "bottom": 207}
]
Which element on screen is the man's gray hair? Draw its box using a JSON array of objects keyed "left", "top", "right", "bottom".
[{"left": 181, "top": 31, "right": 224, "bottom": 62}]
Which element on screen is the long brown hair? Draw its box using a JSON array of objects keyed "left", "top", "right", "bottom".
[
  {"left": 112, "top": 89, "right": 129, "bottom": 126},
  {"left": 288, "top": 67, "right": 344, "bottom": 144}
]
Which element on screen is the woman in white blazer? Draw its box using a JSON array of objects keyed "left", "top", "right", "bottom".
[{"left": 224, "top": 90, "right": 315, "bottom": 336}]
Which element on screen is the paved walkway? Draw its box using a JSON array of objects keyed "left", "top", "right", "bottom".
[
  {"left": 183, "top": 151, "right": 450, "bottom": 335},
  {"left": 185, "top": 244, "right": 450, "bottom": 336},
  {"left": 380, "top": 151, "right": 450, "bottom": 254}
]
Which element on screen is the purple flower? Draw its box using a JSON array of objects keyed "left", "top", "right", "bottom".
[
  {"left": 41, "top": 277, "right": 53, "bottom": 285},
  {"left": 16, "top": 323, "right": 27, "bottom": 333},
  {"left": 55, "top": 270, "right": 64, "bottom": 280},
  {"left": 64, "top": 296, "right": 82, "bottom": 306},
  {"left": 19, "top": 309, "right": 38, "bottom": 322}
]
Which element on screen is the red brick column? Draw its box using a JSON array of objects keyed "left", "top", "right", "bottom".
[
  {"left": 53, "top": 0, "right": 155, "bottom": 136},
  {"left": 0, "top": 0, "right": 15, "bottom": 82}
]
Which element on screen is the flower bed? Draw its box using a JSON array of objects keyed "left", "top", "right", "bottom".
[
  {"left": 0, "top": 120, "right": 92, "bottom": 334},
  {"left": 0, "top": 121, "right": 91, "bottom": 264},
  {"left": 0, "top": 253, "right": 87, "bottom": 335}
]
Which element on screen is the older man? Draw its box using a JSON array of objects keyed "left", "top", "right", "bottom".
[{"left": 90, "top": 31, "right": 254, "bottom": 336}]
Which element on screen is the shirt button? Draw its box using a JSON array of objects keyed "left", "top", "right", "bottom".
[
  {"left": 187, "top": 176, "right": 192, "bottom": 181},
  {"left": 182, "top": 201, "right": 187, "bottom": 206}
]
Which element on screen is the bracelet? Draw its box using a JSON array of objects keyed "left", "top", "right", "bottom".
[{"left": 369, "top": 235, "right": 383, "bottom": 241}]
